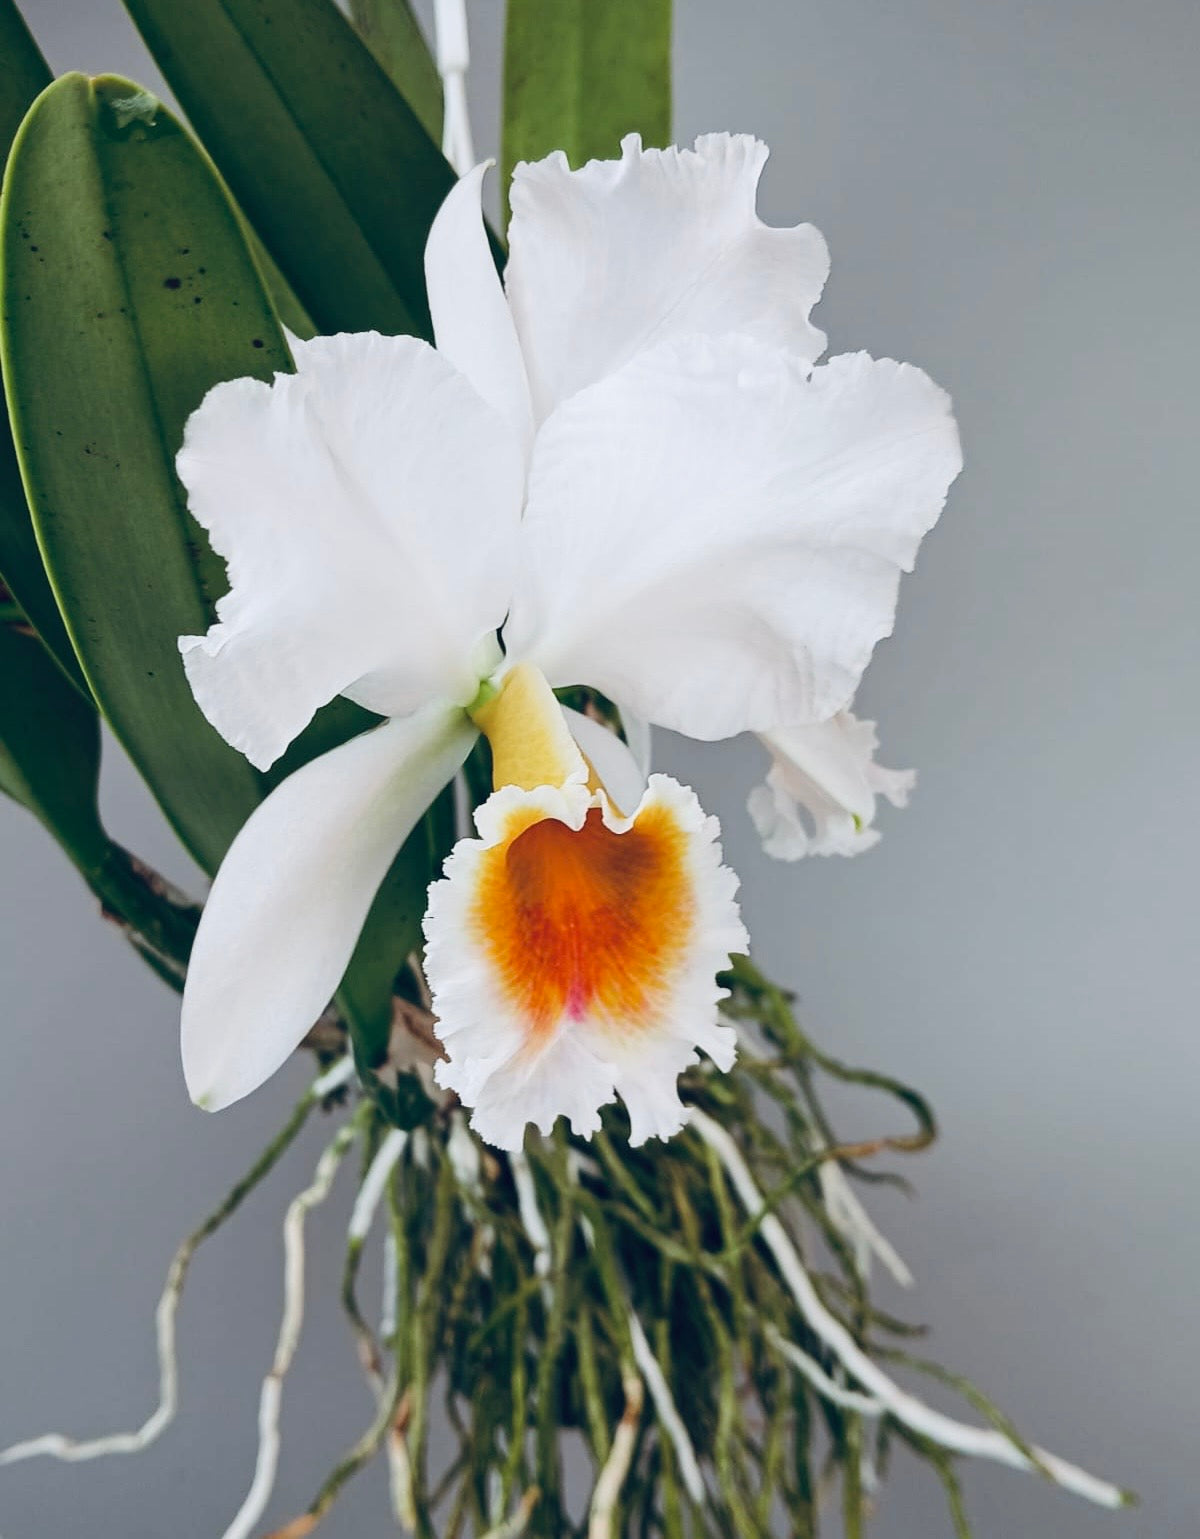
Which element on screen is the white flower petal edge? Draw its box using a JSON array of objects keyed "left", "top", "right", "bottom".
[
  {"left": 748, "top": 713, "right": 915, "bottom": 859},
  {"left": 505, "top": 338, "right": 963, "bottom": 743},
  {"left": 424, "top": 160, "right": 534, "bottom": 457},
  {"left": 617, "top": 706, "right": 654, "bottom": 780},
  {"left": 424, "top": 774, "right": 747, "bottom": 1150},
  {"left": 178, "top": 331, "right": 523, "bottom": 770},
  {"left": 560, "top": 706, "right": 648, "bottom": 815},
  {"left": 506, "top": 132, "right": 830, "bottom": 421},
  {"left": 182, "top": 703, "right": 477, "bottom": 1111}
]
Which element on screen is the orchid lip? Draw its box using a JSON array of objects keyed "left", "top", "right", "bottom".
[
  {"left": 421, "top": 661, "right": 748, "bottom": 1148},
  {"left": 424, "top": 770, "right": 747, "bottom": 1149}
]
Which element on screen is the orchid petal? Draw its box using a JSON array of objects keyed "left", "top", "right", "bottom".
[
  {"left": 617, "top": 707, "right": 654, "bottom": 781},
  {"left": 506, "top": 133, "right": 829, "bottom": 420},
  {"left": 178, "top": 332, "right": 523, "bottom": 769},
  {"left": 424, "top": 162, "right": 534, "bottom": 456},
  {"left": 182, "top": 703, "right": 476, "bottom": 1110},
  {"left": 748, "top": 712, "right": 915, "bottom": 859},
  {"left": 504, "top": 339, "right": 962, "bottom": 743},
  {"left": 561, "top": 706, "right": 648, "bottom": 816}
]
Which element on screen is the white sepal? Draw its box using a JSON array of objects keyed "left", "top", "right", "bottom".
[
  {"left": 424, "top": 162, "right": 534, "bottom": 457},
  {"left": 181, "top": 704, "right": 476, "bottom": 1111},
  {"left": 748, "top": 712, "right": 914, "bottom": 859},
  {"left": 506, "top": 132, "right": 829, "bottom": 419}
]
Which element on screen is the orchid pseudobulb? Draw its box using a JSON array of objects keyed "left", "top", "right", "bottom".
[{"left": 176, "top": 134, "right": 962, "bottom": 1148}]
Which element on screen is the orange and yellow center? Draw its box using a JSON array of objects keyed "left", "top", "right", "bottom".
[
  {"left": 470, "top": 800, "right": 695, "bottom": 1039},
  {"left": 466, "top": 663, "right": 696, "bottom": 1038}
]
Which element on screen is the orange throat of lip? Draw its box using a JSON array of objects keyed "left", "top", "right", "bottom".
[{"left": 471, "top": 800, "right": 696, "bottom": 1042}]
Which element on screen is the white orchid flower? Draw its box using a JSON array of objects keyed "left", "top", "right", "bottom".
[
  {"left": 176, "top": 133, "right": 962, "bottom": 1149},
  {"left": 749, "top": 712, "right": 917, "bottom": 860}
]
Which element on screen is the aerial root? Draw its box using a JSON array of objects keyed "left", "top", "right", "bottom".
[
  {"left": 687, "top": 1106, "right": 1128, "bottom": 1511},
  {"left": 0, "top": 1059, "right": 353, "bottom": 1471}
]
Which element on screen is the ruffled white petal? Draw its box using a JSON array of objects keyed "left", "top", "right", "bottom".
[
  {"left": 424, "top": 775, "right": 746, "bottom": 1149},
  {"left": 424, "top": 162, "right": 534, "bottom": 456},
  {"left": 504, "top": 338, "right": 962, "bottom": 743},
  {"left": 181, "top": 703, "right": 476, "bottom": 1110},
  {"left": 506, "top": 133, "right": 830, "bottom": 420},
  {"left": 561, "top": 706, "right": 648, "bottom": 815},
  {"left": 748, "top": 712, "right": 915, "bottom": 859},
  {"left": 178, "top": 332, "right": 523, "bottom": 769}
]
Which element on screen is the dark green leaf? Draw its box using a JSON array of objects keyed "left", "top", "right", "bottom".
[
  {"left": 0, "top": 72, "right": 288, "bottom": 873},
  {"left": 123, "top": 0, "right": 458, "bottom": 338},
  {"left": 0, "top": 1, "right": 87, "bottom": 688},
  {"left": 245, "top": 222, "right": 316, "bottom": 342},
  {"left": 0, "top": 0, "right": 47, "bottom": 153},
  {"left": 349, "top": 0, "right": 443, "bottom": 146},
  {"left": 502, "top": 0, "right": 672, "bottom": 199},
  {"left": 3, "top": 64, "right": 456, "bottom": 1049},
  {"left": 0, "top": 616, "right": 198, "bottom": 981},
  {"left": 0, "top": 617, "right": 105, "bottom": 870}
]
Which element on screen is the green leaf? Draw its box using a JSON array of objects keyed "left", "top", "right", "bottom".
[
  {"left": 0, "top": 1, "right": 88, "bottom": 689},
  {"left": 349, "top": 0, "right": 443, "bottom": 147},
  {"left": 3, "top": 62, "right": 455, "bottom": 1055},
  {"left": 0, "top": 617, "right": 105, "bottom": 870},
  {"left": 0, "top": 0, "right": 47, "bottom": 153},
  {"left": 0, "top": 72, "right": 289, "bottom": 874},
  {"left": 502, "top": 0, "right": 672, "bottom": 198},
  {"left": 0, "top": 616, "right": 199, "bottom": 981},
  {"left": 122, "top": 0, "right": 458, "bottom": 339},
  {"left": 244, "top": 222, "right": 316, "bottom": 342}
]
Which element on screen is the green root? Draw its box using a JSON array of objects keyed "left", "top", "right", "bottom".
[
  {"left": 261, "top": 956, "right": 1047, "bottom": 1538},
  {"left": 6, "top": 962, "right": 1128, "bottom": 1535}
]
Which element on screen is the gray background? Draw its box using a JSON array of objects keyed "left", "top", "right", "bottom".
[{"left": 1, "top": 0, "right": 1196, "bottom": 1535}]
